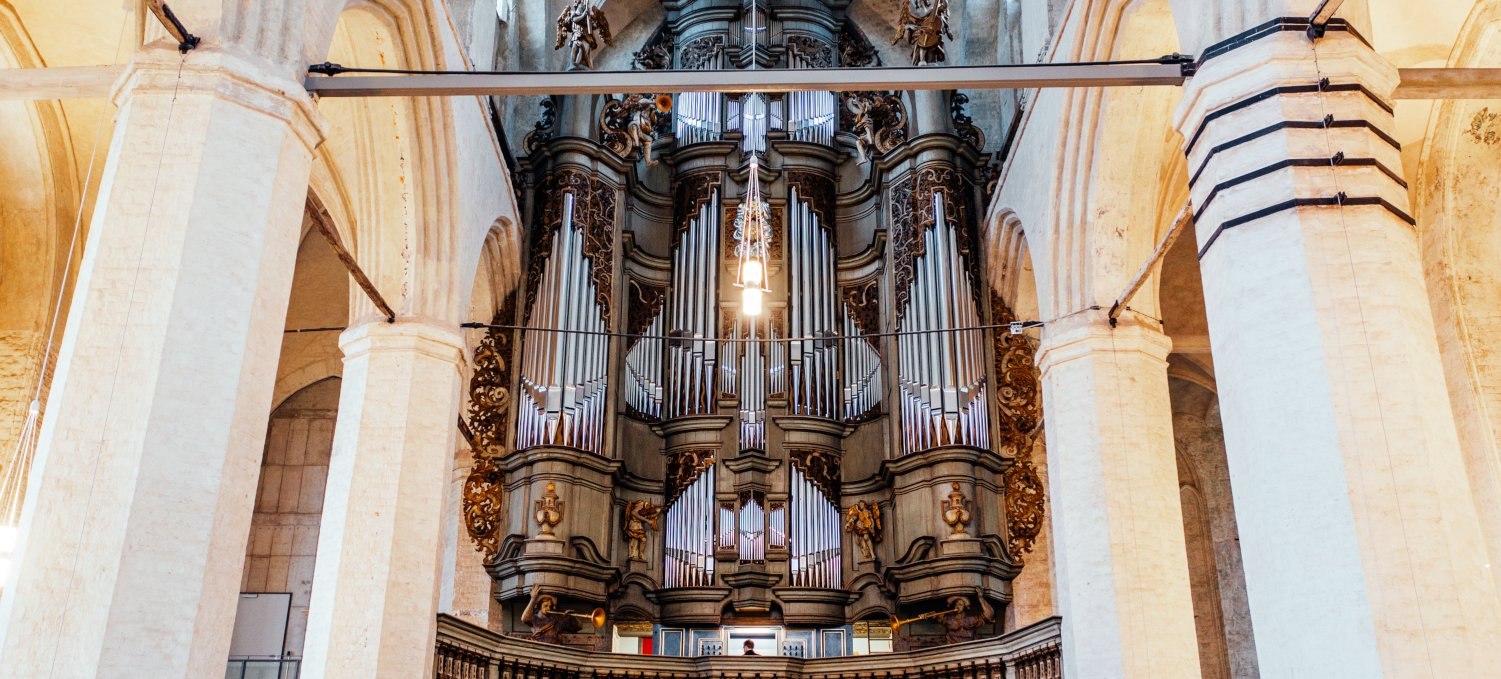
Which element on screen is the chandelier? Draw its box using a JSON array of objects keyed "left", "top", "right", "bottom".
[{"left": 733, "top": 158, "right": 772, "bottom": 316}]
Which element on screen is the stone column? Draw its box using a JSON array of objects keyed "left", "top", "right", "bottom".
[
  {"left": 1035, "top": 314, "right": 1200, "bottom": 679},
  {"left": 1175, "top": 25, "right": 1501, "bottom": 676},
  {"left": 0, "top": 46, "right": 321, "bottom": 678},
  {"left": 299, "top": 321, "right": 466, "bottom": 679}
]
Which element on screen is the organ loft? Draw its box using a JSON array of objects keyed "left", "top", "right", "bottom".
[{"left": 456, "top": 0, "right": 1044, "bottom": 655}]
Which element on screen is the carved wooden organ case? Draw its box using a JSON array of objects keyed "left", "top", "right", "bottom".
[{"left": 461, "top": 0, "right": 1045, "bottom": 651}]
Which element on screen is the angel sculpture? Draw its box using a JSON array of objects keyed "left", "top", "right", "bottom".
[
  {"left": 940, "top": 594, "right": 996, "bottom": 645},
  {"left": 843, "top": 500, "right": 883, "bottom": 562},
  {"left": 600, "top": 93, "right": 673, "bottom": 166},
  {"left": 891, "top": 0, "right": 952, "bottom": 66},
  {"left": 623, "top": 499, "right": 662, "bottom": 561},
  {"left": 554, "top": 0, "right": 612, "bottom": 70},
  {"left": 520, "top": 584, "right": 581, "bottom": 644}
]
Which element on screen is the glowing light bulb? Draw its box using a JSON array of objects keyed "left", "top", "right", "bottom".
[
  {"left": 742, "top": 287, "right": 764, "bottom": 316},
  {"left": 742, "top": 259, "right": 764, "bottom": 286}
]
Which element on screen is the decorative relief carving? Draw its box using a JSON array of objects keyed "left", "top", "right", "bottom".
[
  {"left": 839, "top": 24, "right": 880, "bottom": 67},
  {"left": 463, "top": 294, "right": 518, "bottom": 561},
  {"left": 941, "top": 482, "right": 972, "bottom": 537},
  {"left": 949, "top": 92, "right": 985, "bottom": 149},
  {"left": 665, "top": 448, "right": 716, "bottom": 505},
  {"left": 843, "top": 91, "right": 907, "bottom": 162},
  {"left": 626, "top": 280, "right": 666, "bottom": 350},
  {"left": 623, "top": 499, "right": 662, "bottom": 561},
  {"left": 993, "top": 289, "right": 1045, "bottom": 560},
  {"left": 890, "top": 164, "right": 977, "bottom": 324},
  {"left": 841, "top": 278, "right": 881, "bottom": 351},
  {"left": 892, "top": 0, "right": 951, "bottom": 66},
  {"left": 534, "top": 482, "right": 565, "bottom": 537},
  {"left": 523, "top": 96, "right": 558, "bottom": 153},
  {"left": 528, "top": 169, "right": 617, "bottom": 325},
  {"left": 786, "top": 35, "right": 835, "bottom": 68},
  {"left": 679, "top": 35, "right": 725, "bottom": 70},
  {"left": 787, "top": 170, "right": 837, "bottom": 228},
  {"left": 632, "top": 26, "right": 673, "bottom": 70},
  {"left": 554, "top": 0, "right": 612, "bottom": 70},
  {"left": 790, "top": 448, "right": 841, "bottom": 501},
  {"left": 601, "top": 93, "right": 673, "bottom": 166},
  {"left": 673, "top": 172, "right": 721, "bottom": 248},
  {"left": 1466, "top": 106, "right": 1501, "bottom": 146},
  {"left": 843, "top": 500, "right": 883, "bottom": 561}
]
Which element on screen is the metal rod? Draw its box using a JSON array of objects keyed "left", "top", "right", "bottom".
[
  {"left": 303, "top": 60, "right": 1192, "bottom": 97},
  {"left": 310, "top": 209, "right": 397, "bottom": 322},
  {"left": 1109, "top": 202, "right": 1193, "bottom": 327}
]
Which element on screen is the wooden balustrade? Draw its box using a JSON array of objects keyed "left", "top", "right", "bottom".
[{"left": 434, "top": 614, "right": 1063, "bottom": 679}]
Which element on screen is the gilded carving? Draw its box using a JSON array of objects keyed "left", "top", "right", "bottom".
[
  {"left": 528, "top": 169, "right": 617, "bottom": 326},
  {"left": 665, "top": 448, "right": 716, "bottom": 505},
  {"left": 554, "top": 0, "right": 612, "bottom": 69},
  {"left": 790, "top": 448, "right": 841, "bottom": 501},
  {"left": 841, "top": 278, "right": 880, "bottom": 351},
  {"left": 839, "top": 24, "right": 880, "bottom": 67},
  {"left": 623, "top": 499, "right": 662, "bottom": 561},
  {"left": 950, "top": 92, "right": 985, "bottom": 149},
  {"left": 991, "top": 290, "right": 1045, "bottom": 559},
  {"left": 534, "top": 482, "right": 565, "bottom": 537},
  {"left": 462, "top": 294, "right": 518, "bottom": 561},
  {"left": 844, "top": 91, "right": 907, "bottom": 162},
  {"left": 678, "top": 35, "right": 725, "bottom": 70},
  {"left": 786, "top": 35, "right": 835, "bottom": 68},
  {"left": 462, "top": 456, "right": 506, "bottom": 561},
  {"left": 892, "top": 0, "right": 952, "bottom": 66},
  {"left": 941, "top": 482, "right": 972, "bottom": 537},
  {"left": 600, "top": 93, "right": 673, "bottom": 166},
  {"left": 1465, "top": 106, "right": 1501, "bottom": 146},
  {"left": 890, "top": 164, "right": 978, "bottom": 325},
  {"left": 843, "top": 500, "right": 883, "bottom": 561}
]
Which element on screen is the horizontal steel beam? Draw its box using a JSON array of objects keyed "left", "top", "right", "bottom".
[
  {"left": 303, "top": 62, "right": 1191, "bottom": 97},
  {"left": 0, "top": 65, "right": 125, "bottom": 101}
]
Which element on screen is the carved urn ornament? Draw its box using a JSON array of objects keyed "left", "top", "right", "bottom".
[
  {"left": 554, "top": 0, "right": 612, "bottom": 70},
  {"left": 843, "top": 500, "right": 883, "bottom": 561},
  {"left": 891, "top": 0, "right": 952, "bottom": 66},
  {"left": 623, "top": 499, "right": 662, "bottom": 561},
  {"left": 941, "top": 482, "right": 972, "bottom": 537},
  {"left": 534, "top": 482, "right": 565, "bottom": 537}
]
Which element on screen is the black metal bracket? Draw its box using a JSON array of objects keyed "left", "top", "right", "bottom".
[
  {"left": 147, "top": 1, "right": 200, "bottom": 53},
  {"left": 308, "top": 62, "right": 348, "bottom": 76}
]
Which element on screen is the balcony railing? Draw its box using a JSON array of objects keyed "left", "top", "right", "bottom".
[
  {"left": 225, "top": 657, "right": 300, "bottom": 679},
  {"left": 434, "top": 614, "right": 1062, "bottom": 679}
]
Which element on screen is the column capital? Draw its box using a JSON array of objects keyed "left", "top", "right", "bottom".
[
  {"left": 339, "top": 319, "right": 467, "bottom": 368},
  {"left": 1034, "top": 312, "right": 1171, "bottom": 378},
  {"left": 113, "top": 43, "right": 327, "bottom": 153}
]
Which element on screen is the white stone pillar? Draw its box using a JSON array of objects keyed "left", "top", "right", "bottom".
[
  {"left": 1035, "top": 314, "right": 1201, "bottom": 679},
  {"left": 300, "top": 321, "right": 466, "bottom": 679},
  {"left": 1175, "top": 26, "right": 1501, "bottom": 676},
  {"left": 0, "top": 46, "right": 322, "bottom": 678}
]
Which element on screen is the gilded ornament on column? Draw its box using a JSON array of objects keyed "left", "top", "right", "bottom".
[
  {"left": 554, "top": 0, "right": 612, "bottom": 70},
  {"left": 600, "top": 93, "right": 673, "bottom": 166},
  {"left": 534, "top": 482, "right": 565, "bottom": 537},
  {"left": 941, "top": 482, "right": 972, "bottom": 537},
  {"left": 991, "top": 290, "right": 1046, "bottom": 559},
  {"left": 463, "top": 296, "right": 517, "bottom": 560},
  {"left": 843, "top": 500, "right": 883, "bottom": 561},
  {"left": 891, "top": 0, "right": 951, "bottom": 66},
  {"left": 623, "top": 499, "right": 662, "bottom": 561},
  {"left": 462, "top": 456, "right": 506, "bottom": 561}
]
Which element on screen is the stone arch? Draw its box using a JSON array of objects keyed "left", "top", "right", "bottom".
[
  {"left": 271, "top": 195, "right": 353, "bottom": 411},
  {"left": 1412, "top": 0, "right": 1501, "bottom": 599}
]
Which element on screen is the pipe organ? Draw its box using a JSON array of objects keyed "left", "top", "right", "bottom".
[{"left": 465, "top": 0, "right": 1040, "bottom": 659}]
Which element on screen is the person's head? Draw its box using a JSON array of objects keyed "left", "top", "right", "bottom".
[{"left": 743, "top": 640, "right": 756, "bottom": 652}]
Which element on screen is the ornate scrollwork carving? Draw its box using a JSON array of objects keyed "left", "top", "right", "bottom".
[
  {"left": 626, "top": 279, "right": 666, "bottom": 349},
  {"left": 522, "top": 96, "right": 558, "bottom": 154},
  {"left": 678, "top": 35, "right": 725, "bottom": 70},
  {"left": 890, "top": 164, "right": 977, "bottom": 325},
  {"left": 554, "top": 0, "right": 612, "bottom": 69},
  {"left": 787, "top": 170, "right": 836, "bottom": 228},
  {"left": 843, "top": 500, "right": 883, "bottom": 561},
  {"left": 992, "top": 290, "right": 1045, "bottom": 559},
  {"left": 841, "top": 278, "right": 880, "bottom": 352},
  {"left": 527, "top": 169, "right": 617, "bottom": 325},
  {"left": 632, "top": 26, "right": 673, "bottom": 70},
  {"left": 665, "top": 448, "right": 716, "bottom": 505},
  {"left": 673, "top": 172, "right": 720, "bottom": 248},
  {"left": 463, "top": 456, "right": 505, "bottom": 560},
  {"left": 1466, "top": 106, "right": 1501, "bottom": 146},
  {"left": 949, "top": 92, "right": 985, "bottom": 149},
  {"left": 463, "top": 294, "right": 518, "bottom": 561},
  {"left": 790, "top": 448, "right": 841, "bottom": 502},
  {"left": 600, "top": 93, "right": 672, "bottom": 166},
  {"left": 786, "top": 35, "right": 835, "bottom": 68},
  {"left": 843, "top": 91, "right": 907, "bottom": 162},
  {"left": 892, "top": 0, "right": 952, "bottom": 66},
  {"left": 839, "top": 24, "right": 880, "bottom": 67}
]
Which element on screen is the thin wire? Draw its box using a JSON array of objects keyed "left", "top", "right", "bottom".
[
  {"left": 1310, "top": 37, "right": 1435, "bottom": 671},
  {"left": 47, "top": 50, "right": 189, "bottom": 678}
]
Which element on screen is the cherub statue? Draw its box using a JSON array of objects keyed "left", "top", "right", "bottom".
[
  {"left": 891, "top": 0, "right": 952, "bottom": 66},
  {"left": 623, "top": 499, "right": 662, "bottom": 561},
  {"left": 844, "top": 91, "right": 905, "bottom": 162},
  {"left": 843, "top": 500, "right": 883, "bottom": 562},
  {"left": 554, "top": 0, "right": 612, "bottom": 70},
  {"left": 941, "top": 482, "right": 972, "bottom": 537},
  {"left": 940, "top": 593, "right": 995, "bottom": 645},
  {"left": 534, "top": 482, "right": 564, "bottom": 537},
  {"left": 520, "top": 584, "right": 581, "bottom": 644},
  {"left": 600, "top": 93, "right": 672, "bottom": 166},
  {"left": 847, "top": 93, "right": 879, "bottom": 162}
]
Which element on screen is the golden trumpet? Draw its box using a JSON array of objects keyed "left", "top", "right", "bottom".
[
  {"left": 887, "top": 605, "right": 961, "bottom": 631},
  {"left": 563, "top": 607, "right": 608, "bottom": 629}
]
